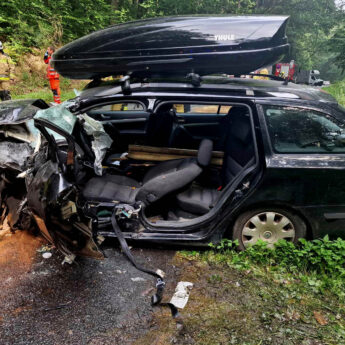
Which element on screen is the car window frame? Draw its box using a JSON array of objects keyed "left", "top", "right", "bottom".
[
  {"left": 257, "top": 102, "right": 345, "bottom": 157},
  {"left": 76, "top": 98, "right": 149, "bottom": 115},
  {"left": 154, "top": 99, "right": 259, "bottom": 157}
]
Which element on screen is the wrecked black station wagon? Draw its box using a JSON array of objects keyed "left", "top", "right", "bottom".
[{"left": 1, "top": 16, "right": 345, "bottom": 262}]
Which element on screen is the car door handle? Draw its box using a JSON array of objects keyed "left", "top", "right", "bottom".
[{"left": 100, "top": 114, "right": 112, "bottom": 120}]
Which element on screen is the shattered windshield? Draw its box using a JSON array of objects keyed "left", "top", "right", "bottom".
[{"left": 34, "top": 103, "right": 77, "bottom": 135}]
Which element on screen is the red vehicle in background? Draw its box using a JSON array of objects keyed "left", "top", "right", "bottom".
[{"left": 274, "top": 60, "right": 296, "bottom": 81}]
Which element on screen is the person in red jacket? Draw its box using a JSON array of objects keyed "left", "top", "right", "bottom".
[{"left": 44, "top": 46, "right": 61, "bottom": 104}]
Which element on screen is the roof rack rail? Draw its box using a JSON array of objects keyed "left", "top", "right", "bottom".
[{"left": 186, "top": 73, "right": 202, "bottom": 87}]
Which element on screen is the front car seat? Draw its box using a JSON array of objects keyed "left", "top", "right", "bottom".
[{"left": 82, "top": 139, "right": 213, "bottom": 206}]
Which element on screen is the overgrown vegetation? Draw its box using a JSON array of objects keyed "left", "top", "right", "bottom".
[
  {"left": 324, "top": 78, "right": 345, "bottom": 106},
  {"left": 202, "top": 237, "right": 345, "bottom": 300}
]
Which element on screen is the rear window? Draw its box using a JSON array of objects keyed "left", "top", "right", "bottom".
[
  {"left": 263, "top": 105, "right": 345, "bottom": 153},
  {"left": 91, "top": 102, "right": 145, "bottom": 112},
  {"left": 174, "top": 104, "right": 231, "bottom": 114}
]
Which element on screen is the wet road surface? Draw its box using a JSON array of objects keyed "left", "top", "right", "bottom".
[{"left": 0, "top": 232, "right": 179, "bottom": 345}]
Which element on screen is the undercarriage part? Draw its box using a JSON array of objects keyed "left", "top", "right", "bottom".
[{"left": 110, "top": 205, "right": 179, "bottom": 318}]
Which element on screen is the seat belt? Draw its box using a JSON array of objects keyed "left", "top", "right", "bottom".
[{"left": 111, "top": 208, "right": 179, "bottom": 318}]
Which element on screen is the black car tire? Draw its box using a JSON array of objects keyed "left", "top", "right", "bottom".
[{"left": 233, "top": 208, "right": 307, "bottom": 250}]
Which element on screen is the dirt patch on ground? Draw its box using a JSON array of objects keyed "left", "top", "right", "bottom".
[{"left": 0, "top": 229, "right": 44, "bottom": 277}]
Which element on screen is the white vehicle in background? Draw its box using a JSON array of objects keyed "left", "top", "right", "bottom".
[{"left": 295, "top": 69, "right": 324, "bottom": 86}]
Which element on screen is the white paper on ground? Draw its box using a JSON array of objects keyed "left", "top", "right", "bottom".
[{"left": 170, "top": 281, "right": 193, "bottom": 309}]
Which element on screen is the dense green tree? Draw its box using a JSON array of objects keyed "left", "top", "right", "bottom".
[
  {"left": 0, "top": 0, "right": 112, "bottom": 56},
  {"left": 255, "top": 0, "right": 339, "bottom": 69},
  {"left": 329, "top": 22, "right": 345, "bottom": 72}
]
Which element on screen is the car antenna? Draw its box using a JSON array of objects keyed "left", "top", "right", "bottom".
[
  {"left": 120, "top": 75, "right": 132, "bottom": 95},
  {"left": 186, "top": 72, "right": 202, "bottom": 87}
]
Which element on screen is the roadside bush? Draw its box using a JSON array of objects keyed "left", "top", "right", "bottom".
[
  {"left": 323, "top": 79, "right": 345, "bottom": 106},
  {"left": 204, "top": 236, "right": 345, "bottom": 299}
]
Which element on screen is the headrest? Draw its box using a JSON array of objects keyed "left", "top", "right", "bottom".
[
  {"left": 197, "top": 139, "right": 213, "bottom": 167},
  {"left": 230, "top": 113, "right": 251, "bottom": 143},
  {"left": 223, "top": 107, "right": 251, "bottom": 142}
]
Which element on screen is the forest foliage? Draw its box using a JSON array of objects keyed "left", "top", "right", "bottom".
[{"left": 0, "top": 0, "right": 344, "bottom": 80}]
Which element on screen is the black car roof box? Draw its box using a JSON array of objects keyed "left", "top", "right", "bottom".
[{"left": 52, "top": 15, "right": 289, "bottom": 80}]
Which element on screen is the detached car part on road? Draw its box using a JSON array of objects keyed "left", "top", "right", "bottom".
[{"left": 1, "top": 16, "right": 345, "bottom": 262}]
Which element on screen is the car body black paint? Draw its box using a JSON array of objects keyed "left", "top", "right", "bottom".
[
  {"left": 2, "top": 78, "right": 345, "bottom": 250},
  {"left": 67, "top": 80, "right": 345, "bottom": 242}
]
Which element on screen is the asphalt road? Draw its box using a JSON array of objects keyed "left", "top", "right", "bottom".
[{"left": 0, "top": 232, "right": 179, "bottom": 345}]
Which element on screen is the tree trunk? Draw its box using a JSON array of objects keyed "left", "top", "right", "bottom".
[{"left": 111, "top": 0, "right": 119, "bottom": 10}]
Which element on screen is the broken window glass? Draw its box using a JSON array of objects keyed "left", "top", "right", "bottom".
[
  {"left": 79, "top": 114, "right": 113, "bottom": 175},
  {"left": 34, "top": 103, "right": 77, "bottom": 135}
]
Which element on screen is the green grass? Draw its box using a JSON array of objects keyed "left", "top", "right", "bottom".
[
  {"left": 323, "top": 79, "right": 345, "bottom": 106},
  {"left": 138, "top": 239, "right": 345, "bottom": 345},
  {"left": 10, "top": 77, "right": 87, "bottom": 104},
  {"left": 167, "top": 238, "right": 345, "bottom": 345},
  {"left": 11, "top": 89, "right": 77, "bottom": 103}
]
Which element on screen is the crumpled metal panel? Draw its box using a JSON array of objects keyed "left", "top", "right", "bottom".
[
  {"left": 79, "top": 114, "right": 113, "bottom": 176},
  {"left": 26, "top": 160, "right": 59, "bottom": 219},
  {"left": 0, "top": 119, "right": 40, "bottom": 148},
  {"left": 0, "top": 99, "right": 48, "bottom": 125},
  {"left": 0, "top": 141, "right": 33, "bottom": 171}
]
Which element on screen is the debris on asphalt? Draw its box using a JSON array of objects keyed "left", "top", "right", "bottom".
[
  {"left": 141, "top": 287, "right": 155, "bottom": 296},
  {"left": 170, "top": 281, "right": 193, "bottom": 309},
  {"left": 156, "top": 269, "right": 165, "bottom": 278},
  {"left": 43, "top": 301, "right": 72, "bottom": 312},
  {"left": 36, "top": 244, "right": 54, "bottom": 253},
  {"left": 42, "top": 252, "right": 52, "bottom": 259},
  {"left": 62, "top": 254, "right": 76, "bottom": 265},
  {"left": 131, "top": 277, "right": 146, "bottom": 282}
]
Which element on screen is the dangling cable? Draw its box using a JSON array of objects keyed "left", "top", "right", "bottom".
[{"left": 111, "top": 209, "right": 179, "bottom": 318}]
